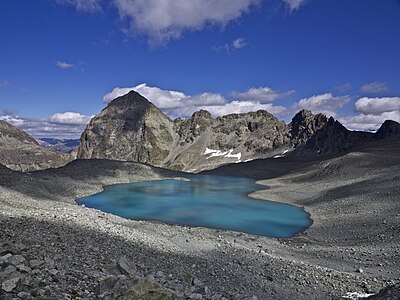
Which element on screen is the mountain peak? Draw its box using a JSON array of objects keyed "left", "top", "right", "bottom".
[
  {"left": 107, "top": 90, "right": 152, "bottom": 109},
  {"left": 290, "top": 110, "right": 328, "bottom": 147},
  {"left": 0, "top": 120, "right": 39, "bottom": 146},
  {"left": 375, "top": 120, "right": 400, "bottom": 139}
]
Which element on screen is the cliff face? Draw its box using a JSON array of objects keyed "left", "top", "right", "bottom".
[
  {"left": 77, "top": 91, "right": 400, "bottom": 171},
  {"left": 297, "top": 117, "right": 374, "bottom": 155},
  {"left": 289, "top": 109, "right": 328, "bottom": 147},
  {"left": 0, "top": 120, "right": 72, "bottom": 172}
]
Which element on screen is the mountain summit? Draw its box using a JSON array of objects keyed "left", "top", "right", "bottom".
[{"left": 78, "top": 91, "right": 175, "bottom": 166}]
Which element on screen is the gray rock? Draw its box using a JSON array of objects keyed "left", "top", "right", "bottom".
[
  {"left": 190, "top": 293, "right": 203, "bottom": 299},
  {"left": 16, "top": 264, "right": 31, "bottom": 273},
  {"left": 8, "top": 255, "right": 26, "bottom": 265},
  {"left": 95, "top": 275, "right": 118, "bottom": 296},
  {"left": 1, "top": 276, "right": 21, "bottom": 292},
  {"left": 29, "top": 259, "right": 44, "bottom": 268},
  {"left": 16, "top": 291, "right": 31, "bottom": 300},
  {"left": 117, "top": 256, "right": 136, "bottom": 277}
]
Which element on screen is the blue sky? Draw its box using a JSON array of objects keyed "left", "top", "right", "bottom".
[{"left": 0, "top": 0, "right": 399, "bottom": 138}]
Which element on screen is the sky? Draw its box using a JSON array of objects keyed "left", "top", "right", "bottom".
[{"left": 0, "top": 0, "right": 399, "bottom": 139}]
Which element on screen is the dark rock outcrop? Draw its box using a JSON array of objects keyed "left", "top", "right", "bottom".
[
  {"left": 289, "top": 109, "right": 328, "bottom": 147},
  {"left": 0, "top": 121, "right": 72, "bottom": 172},
  {"left": 375, "top": 120, "right": 400, "bottom": 139},
  {"left": 296, "top": 117, "right": 376, "bottom": 156},
  {"left": 367, "top": 282, "right": 400, "bottom": 300}
]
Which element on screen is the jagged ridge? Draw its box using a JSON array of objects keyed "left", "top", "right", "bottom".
[{"left": 77, "top": 91, "right": 400, "bottom": 172}]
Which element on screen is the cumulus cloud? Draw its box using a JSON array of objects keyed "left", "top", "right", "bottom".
[
  {"left": 103, "top": 83, "right": 225, "bottom": 110},
  {"left": 49, "top": 112, "right": 94, "bottom": 125},
  {"left": 103, "top": 83, "right": 287, "bottom": 118},
  {"left": 0, "top": 112, "right": 92, "bottom": 139},
  {"left": 56, "top": 60, "right": 74, "bottom": 69},
  {"left": 232, "top": 86, "right": 294, "bottom": 103},
  {"left": 56, "top": 0, "right": 101, "bottom": 12},
  {"left": 114, "top": 0, "right": 259, "bottom": 44},
  {"left": 173, "top": 101, "right": 287, "bottom": 118},
  {"left": 283, "top": 0, "right": 308, "bottom": 12},
  {"left": 355, "top": 97, "right": 400, "bottom": 115},
  {"left": 292, "top": 93, "right": 350, "bottom": 117},
  {"left": 339, "top": 97, "right": 400, "bottom": 131},
  {"left": 340, "top": 111, "right": 400, "bottom": 131},
  {"left": 0, "top": 115, "right": 25, "bottom": 127},
  {"left": 360, "top": 82, "right": 390, "bottom": 94}
]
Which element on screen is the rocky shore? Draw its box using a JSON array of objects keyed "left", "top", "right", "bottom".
[{"left": 1, "top": 140, "right": 400, "bottom": 299}]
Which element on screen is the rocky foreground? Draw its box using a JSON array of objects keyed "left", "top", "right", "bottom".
[{"left": 0, "top": 140, "right": 400, "bottom": 299}]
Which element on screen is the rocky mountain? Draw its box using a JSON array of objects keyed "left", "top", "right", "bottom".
[
  {"left": 295, "top": 117, "right": 400, "bottom": 157},
  {"left": 0, "top": 120, "right": 72, "bottom": 172},
  {"left": 78, "top": 91, "right": 175, "bottom": 166},
  {"left": 77, "top": 91, "right": 400, "bottom": 172},
  {"left": 375, "top": 120, "right": 400, "bottom": 139},
  {"left": 77, "top": 91, "right": 292, "bottom": 172}
]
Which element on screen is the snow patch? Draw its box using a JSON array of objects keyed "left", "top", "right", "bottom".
[
  {"left": 274, "top": 149, "right": 290, "bottom": 159},
  {"left": 342, "top": 292, "right": 374, "bottom": 299},
  {"left": 203, "top": 148, "right": 241, "bottom": 161}
]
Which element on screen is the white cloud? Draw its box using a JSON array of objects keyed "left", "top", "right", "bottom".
[
  {"left": 232, "top": 86, "right": 294, "bottom": 103},
  {"left": 292, "top": 93, "right": 350, "bottom": 117},
  {"left": 49, "top": 112, "right": 94, "bottom": 125},
  {"left": 0, "top": 112, "right": 92, "bottom": 139},
  {"left": 355, "top": 97, "right": 400, "bottom": 115},
  {"left": 283, "top": 0, "right": 308, "bottom": 12},
  {"left": 179, "top": 101, "right": 287, "bottom": 117},
  {"left": 103, "top": 83, "right": 287, "bottom": 118},
  {"left": 56, "top": 0, "right": 101, "bottom": 12},
  {"left": 0, "top": 115, "right": 25, "bottom": 127},
  {"left": 103, "top": 83, "right": 225, "bottom": 109},
  {"left": 114, "top": 0, "right": 259, "bottom": 44},
  {"left": 340, "top": 111, "right": 400, "bottom": 131},
  {"left": 360, "top": 82, "right": 390, "bottom": 94},
  {"left": 212, "top": 37, "right": 248, "bottom": 53},
  {"left": 232, "top": 38, "right": 247, "bottom": 49},
  {"left": 0, "top": 81, "right": 11, "bottom": 88},
  {"left": 339, "top": 97, "right": 400, "bottom": 131},
  {"left": 56, "top": 60, "right": 74, "bottom": 69}
]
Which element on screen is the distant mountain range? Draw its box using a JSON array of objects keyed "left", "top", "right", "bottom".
[{"left": 37, "top": 138, "right": 80, "bottom": 153}]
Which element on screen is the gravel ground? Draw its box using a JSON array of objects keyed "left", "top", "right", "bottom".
[{"left": 0, "top": 140, "right": 399, "bottom": 299}]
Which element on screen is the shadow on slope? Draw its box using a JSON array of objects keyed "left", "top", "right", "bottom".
[{"left": 0, "top": 159, "right": 181, "bottom": 202}]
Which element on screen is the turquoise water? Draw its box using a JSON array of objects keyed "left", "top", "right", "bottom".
[{"left": 77, "top": 175, "right": 312, "bottom": 238}]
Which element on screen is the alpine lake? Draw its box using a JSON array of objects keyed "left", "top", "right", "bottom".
[{"left": 77, "top": 175, "right": 312, "bottom": 238}]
